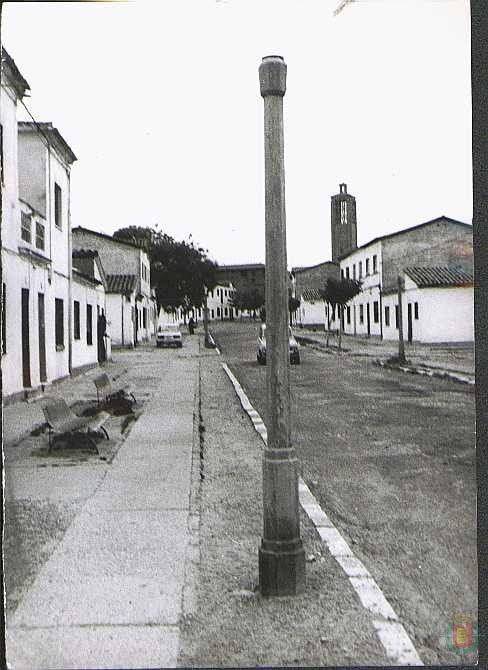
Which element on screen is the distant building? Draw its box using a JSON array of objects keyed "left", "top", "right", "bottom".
[
  {"left": 295, "top": 182, "right": 474, "bottom": 343},
  {"left": 174, "top": 282, "right": 238, "bottom": 324},
  {"left": 72, "top": 227, "right": 156, "bottom": 346},
  {"left": 333, "top": 215, "right": 473, "bottom": 342},
  {"left": 216, "top": 263, "right": 265, "bottom": 296},
  {"left": 291, "top": 261, "right": 339, "bottom": 327}
]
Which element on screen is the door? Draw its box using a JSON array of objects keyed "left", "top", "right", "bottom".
[
  {"left": 21, "top": 288, "right": 31, "bottom": 388},
  {"left": 38, "top": 293, "right": 47, "bottom": 382},
  {"left": 366, "top": 303, "right": 371, "bottom": 337},
  {"left": 407, "top": 303, "right": 413, "bottom": 343}
]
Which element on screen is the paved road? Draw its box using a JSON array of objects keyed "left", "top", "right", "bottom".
[{"left": 211, "top": 320, "right": 477, "bottom": 665}]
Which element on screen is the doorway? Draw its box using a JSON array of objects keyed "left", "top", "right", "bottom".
[
  {"left": 38, "top": 293, "right": 47, "bottom": 382},
  {"left": 366, "top": 303, "right": 371, "bottom": 337},
  {"left": 407, "top": 303, "right": 413, "bottom": 343},
  {"left": 21, "top": 288, "right": 31, "bottom": 388}
]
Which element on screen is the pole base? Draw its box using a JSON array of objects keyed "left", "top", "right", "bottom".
[{"left": 259, "top": 541, "right": 306, "bottom": 596}]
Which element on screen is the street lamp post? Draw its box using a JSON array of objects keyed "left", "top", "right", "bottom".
[{"left": 258, "top": 55, "right": 305, "bottom": 596}]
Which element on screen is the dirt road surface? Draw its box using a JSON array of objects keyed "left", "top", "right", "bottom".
[{"left": 210, "top": 320, "right": 477, "bottom": 665}]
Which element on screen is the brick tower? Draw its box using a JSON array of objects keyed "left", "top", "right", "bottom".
[{"left": 331, "top": 183, "right": 357, "bottom": 262}]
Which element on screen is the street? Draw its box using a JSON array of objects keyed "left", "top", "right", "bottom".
[{"left": 210, "top": 320, "right": 477, "bottom": 663}]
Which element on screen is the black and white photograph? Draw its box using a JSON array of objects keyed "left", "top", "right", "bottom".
[{"left": 1, "top": 0, "right": 478, "bottom": 667}]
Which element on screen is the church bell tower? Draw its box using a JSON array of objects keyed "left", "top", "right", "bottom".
[{"left": 331, "top": 183, "right": 357, "bottom": 262}]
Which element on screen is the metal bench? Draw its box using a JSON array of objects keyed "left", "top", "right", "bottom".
[
  {"left": 93, "top": 372, "right": 136, "bottom": 406},
  {"left": 42, "top": 397, "right": 110, "bottom": 451}
]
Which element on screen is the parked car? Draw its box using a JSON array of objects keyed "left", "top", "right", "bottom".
[
  {"left": 156, "top": 324, "right": 183, "bottom": 348},
  {"left": 257, "top": 323, "right": 300, "bottom": 365}
]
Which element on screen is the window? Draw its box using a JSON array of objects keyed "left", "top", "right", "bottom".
[
  {"left": 211, "top": 309, "right": 214, "bottom": 319},
  {"left": 2, "top": 283, "right": 6, "bottom": 354},
  {"left": 365, "top": 258, "right": 370, "bottom": 275},
  {"left": 353, "top": 264, "right": 356, "bottom": 280},
  {"left": 385, "top": 305, "right": 390, "bottom": 327},
  {"left": 143, "top": 308, "right": 147, "bottom": 328},
  {"left": 373, "top": 301, "right": 379, "bottom": 323},
  {"left": 359, "top": 261, "right": 363, "bottom": 278},
  {"left": 346, "top": 267, "right": 350, "bottom": 279},
  {"left": 55, "top": 298, "right": 64, "bottom": 349},
  {"left": 341, "top": 269, "right": 345, "bottom": 279},
  {"left": 21, "top": 212, "right": 31, "bottom": 243},
  {"left": 54, "top": 183, "right": 62, "bottom": 228},
  {"left": 217, "top": 307, "right": 221, "bottom": 317},
  {"left": 224, "top": 307, "right": 228, "bottom": 317},
  {"left": 359, "top": 304, "right": 364, "bottom": 324},
  {"left": 346, "top": 306, "right": 351, "bottom": 324},
  {"left": 35, "top": 222, "right": 45, "bottom": 250},
  {"left": 73, "top": 300, "right": 80, "bottom": 340},
  {"left": 395, "top": 305, "right": 399, "bottom": 329},
  {"left": 414, "top": 302, "right": 419, "bottom": 320},
  {"left": 340, "top": 200, "right": 347, "bottom": 225},
  {"left": 373, "top": 254, "right": 377, "bottom": 273},
  {"left": 86, "top": 304, "right": 93, "bottom": 345}
]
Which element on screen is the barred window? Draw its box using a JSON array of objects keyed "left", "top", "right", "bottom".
[
  {"left": 86, "top": 304, "right": 93, "bottom": 345},
  {"left": 74, "top": 301, "right": 80, "bottom": 340},
  {"left": 36, "top": 222, "right": 45, "bottom": 250},
  {"left": 21, "top": 212, "right": 31, "bottom": 243}
]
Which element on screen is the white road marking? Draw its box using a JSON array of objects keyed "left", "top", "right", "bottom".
[{"left": 221, "top": 361, "right": 424, "bottom": 666}]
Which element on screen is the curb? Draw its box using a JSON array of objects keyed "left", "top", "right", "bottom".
[{"left": 374, "top": 359, "right": 475, "bottom": 386}]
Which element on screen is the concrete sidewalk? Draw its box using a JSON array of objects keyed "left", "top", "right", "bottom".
[{"left": 5, "top": 337, "right": 200, "bottom": 669}]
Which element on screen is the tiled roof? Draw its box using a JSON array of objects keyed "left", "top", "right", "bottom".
[
  {"left": 1, "top": 49, "right": 30, "bottom": 97},
  {"left": 73, "top": 269, "right": 102, "bottom": 286},
  {"left": 405, "top": 266, "right": 473, "bottom": 288},
  {"left": 72, "top": 249, "right": 99, "bottom": 259},
  {"left": 301, "top": 288, "right": 323, "bottom": 302},
  {"left": 106, "top": 274, "right": 137, "bottom": 294}
]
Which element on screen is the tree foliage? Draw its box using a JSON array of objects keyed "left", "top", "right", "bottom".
[
  {"left": 113, "top": 226, "right": 218, "bottom": 311},
  {"left": 230, "top": 288, "right": 265, "bottom": 317},
  {"left": 320, "top": 277, "right": 362, "bottom": 349},
  {"left": 320, "top": 277, "right": 362, "bottom": 308}
]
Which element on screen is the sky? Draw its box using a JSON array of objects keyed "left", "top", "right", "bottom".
[{"left": 2, "top": 0, "right": 472, "bottom": 268}]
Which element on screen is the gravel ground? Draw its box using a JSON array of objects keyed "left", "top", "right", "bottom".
[{"left": 178, "top": 353, "right": 389, "bottom": 667}]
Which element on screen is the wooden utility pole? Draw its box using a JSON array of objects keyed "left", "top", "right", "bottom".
[
  {"left": 397, "top": 275, "right": 406, "bottom": 363},
  {"left": 258, "top": 55, "right": 305, "bottom": 596}
]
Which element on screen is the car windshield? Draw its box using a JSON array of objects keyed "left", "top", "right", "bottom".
[{"left": 159, "top": 325, "right": 179, "bottom": 332}]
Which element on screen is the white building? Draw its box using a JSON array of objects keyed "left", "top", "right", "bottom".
[
  {"left": 1, "top": 50, "right": 84, "bottom": 401},
  {"left": 295, "top": 184, "right": 474, "bottom": 344},
  {"left": 72, "top": 227, "right": 156, "bottom": 346},
  {"left": 331, "top": 216, "right": 474, "bottom": 343},
  {"left": 71, "top": 249, "right": 111, "bottom": 370}
]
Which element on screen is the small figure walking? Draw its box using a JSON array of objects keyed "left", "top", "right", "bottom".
[{"left": 188, "top": 317, "right": 195, "bottom": 335}]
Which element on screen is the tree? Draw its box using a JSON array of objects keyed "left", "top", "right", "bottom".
[
  {"left": 113, "top": 226, "right": 218, "bottom": 315},
  {"left": 320, "top": 277, "right": 362, "bottom": 350},
  {"left": 230, "top": 287, "right": 265, "bottom": 319},
  {"left": 288, "top": 293, "right": 300, "bottom": 325}
]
